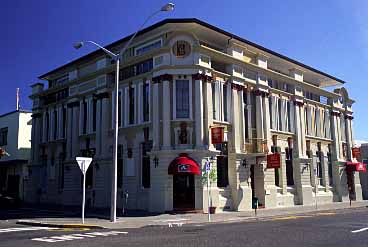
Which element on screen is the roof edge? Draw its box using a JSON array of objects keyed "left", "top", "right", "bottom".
[{"left": 38, "top": 18, "right": 345, "bottom": 84}]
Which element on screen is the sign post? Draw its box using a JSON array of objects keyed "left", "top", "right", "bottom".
[
  {"left": 205, "top": 159, "right": 211, "bottom": 222},
  {"left": 76, "top": 157, "right": 93, "bottom": 224}
]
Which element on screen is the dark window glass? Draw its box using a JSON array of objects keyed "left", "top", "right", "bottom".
[
  {"left": 53, "top": 110, "right": 57, "bottom": 140},
  {"left": 142, "top": 142, "right": 152, "bottom": 188},
  {"left": 46, "top": 112, "right": 50, "bottom": 141},
  {"left": 0, "top": 127, "right": 8, "bottom": 146},
  {"left": 83, "top": 101, "right": 87, "bottom": 134},
  {"left": 143, "top": 82, "right": 150, "bottom": 122},
  {"left": 62, "top": 108, "right": 66, "bottom": 138},
  {"left": 285, "top": 148, "right": 294, "bottom": 186},
  {"left": 85, "top": 165, "right": 93, "bottom": 189},
  {"left": 118, "top": 145, "right": 123, "bottom": 188},
  {"left": 223, "top": 84, "right": 228, "bottom": 121},
  {"left": 129, "top": 87, "right": 135, "bottom": 124},
  {"left": 176, "top": 80, "right": 189, "bottom": 118},
  {"left": 217, "top": 155, "right": 229, "bottom": 188},
  {"left": 118, "top": 92, "right": 122, "bottom": 127},
  {"left": 93, "top": 99, "right": 97, "bottom": 131}
]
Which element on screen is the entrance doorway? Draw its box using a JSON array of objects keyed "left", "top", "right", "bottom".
[
  {"left": 346, "top": 166, "right": 356, "bottom": 200},
  {"left": 173, "top": 174, "right": 195, "bottom": 209},
  {"left": 7, "top": 175, "right": 20, "bottom": 199}
]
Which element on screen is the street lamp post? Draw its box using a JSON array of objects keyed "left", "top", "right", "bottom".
[{"left": 74, "top": 3, "right": 174, "bottom": 223}]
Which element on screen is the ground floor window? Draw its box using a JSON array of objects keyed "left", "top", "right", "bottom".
[
  {"left": 217, "top": 155, "right": 229, "bottom": 188},
  {"left": 141, "top": 142, "right": 152, "bottom": 188}
]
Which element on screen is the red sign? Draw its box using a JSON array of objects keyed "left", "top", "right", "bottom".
[
  {"left": 352, "top": 147, "right": 361, "bottom": 159},
  {"left": 211, "top": 127, "right": 224, "bottom": 144},
  {"left": 356, "top": 162, "right": 366, "bottom": 172},
  {"left": 267, "top": 153, "right": 281, "bottom": 169}
]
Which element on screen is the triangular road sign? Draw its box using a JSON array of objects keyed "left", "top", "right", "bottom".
[{"left": 76, "top": 157, "right": 93, "bottom": 175}]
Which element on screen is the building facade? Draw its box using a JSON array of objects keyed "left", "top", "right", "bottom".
[
  {"left": 0, "top": 110, "right": 32, "bottom": 201},
  {"left": 26, "top": 19, "right": 365, "bottom": 212}
]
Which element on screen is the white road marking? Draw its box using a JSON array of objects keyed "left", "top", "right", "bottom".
[
  {"left": 32, "top": 231, "right": 128, "bottom": 243},
  {"left": 153, "top": 218, "right": 189, "bottom": 222},
  {"left": 168, "top": 223, "right": 183, "bottom": 227},
  {"left": 0, "top": 227, "right": 55, "bottom": 233},
  {"left": 351, "top": 227, "right": 368, "bottom": 233}
]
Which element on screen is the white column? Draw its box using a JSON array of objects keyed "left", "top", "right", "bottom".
[
  {"left": 58, "top": 106, "right": 63, "bottom": 140},
  {"left": 79, "top": 100, "right": 84, "bottom": 135},
  {"left": 255, "top": 92, "right": 264, "bottom": 151},
  {"left": 231, "top": 87, "right": 241, "bottom": 153},
  {"left": 300, "top": 105, "right": 307, "bottom": 156},
  {"left": 331, "top": 112, "right": 341, "bottom": 160},
  {"left": 205, "top": 81, "right": 214, "bottom": 150},
  {"left": 293, "top": 102, "right": 303, "bottom": 157},
  {"left": 87, "top": 97, "right": 93, "bottom": 134},
  {"left": 262, "top": 94, "right": 271, "bottom": 150},
  {"left": 49, "top": 109, "right": 54, "bottom": 141},
  {"left": 195, "top": 79, "right": 204, "bottom": 148},
  {"left": 162, "top": 80, "right": 171, "bottom": 149},
  {"left": 152, "top": 82, "right": 160, "bottom": 150}
]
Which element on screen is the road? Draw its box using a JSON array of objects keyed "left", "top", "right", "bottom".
[{"left": 0, "top": 207, "right": 367, "bottom": 247}]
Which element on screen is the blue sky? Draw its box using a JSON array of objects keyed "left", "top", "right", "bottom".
[{"left": 1, "top": 0, "right": 367, "bottom": 140}]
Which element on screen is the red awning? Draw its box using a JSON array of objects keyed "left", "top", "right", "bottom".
[
  {"left": 346, "top": 162, "right": 367, "bottom": 172},
  {"left": 168, "top": 154, "right": 201, "bottom": 175}
]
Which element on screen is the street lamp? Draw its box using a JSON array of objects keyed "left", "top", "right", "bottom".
[{"left": 74, "top": 3, "right": 174, "bottom": 223}]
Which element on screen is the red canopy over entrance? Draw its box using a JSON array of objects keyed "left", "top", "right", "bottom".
[
  {"left": 168, "top": 154, "right": 201, "bottom": 175},
  {"left": 346, "top": 162, "right": 367, "bottom": 172}
]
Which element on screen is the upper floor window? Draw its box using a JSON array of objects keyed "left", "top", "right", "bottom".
[
  {"left": 135, "top": 39, "right": 162, "bottom": 56},
  {"left": 142, "top": 80, "right": 150, "bottom": 122},
  {"left": 269, "top": 95, "right": 292, "bottom": 132},
  {"left": 212, "top": 81, "right": 230, "bottom": 122},
  {"left": 175, "top": 80, "right": 190, "bottom": 119},
  {"left": 129, "top": 85, "right": 135, "bottom": 125},
  {"left": 0, "top": 127, "right": 8, "bottom": 146}
]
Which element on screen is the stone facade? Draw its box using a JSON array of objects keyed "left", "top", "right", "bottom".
[{"left": 26, "top": 19, "right": 365, "bottom": 212}]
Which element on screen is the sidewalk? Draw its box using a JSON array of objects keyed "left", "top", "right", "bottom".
[{"left": 16, "top": 201, "right": 368, "bottom": 229}]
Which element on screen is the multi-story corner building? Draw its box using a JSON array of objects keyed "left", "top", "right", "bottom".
[
  {"left": 0, "top": 110, "right": 32, "bottom": 201},
  {"left": 26, "top": 18, "right": 365, "bottom": 212}
]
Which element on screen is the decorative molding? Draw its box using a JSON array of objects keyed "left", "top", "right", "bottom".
[
  {"left": 94, "top": 92, "right": 110, "bottom": 100},
  {"left": 231, "top": 82, "right": 244, "bottom": 91},
  {"left": 192, "top": 73, "right": 213, "bottom": 82},
  {"left": 254, "top": 89, "right": 269, "bottom": 97},
  {"left": 331, "top": 111, "right": 341, "bottom": 117},
  {"left": 293, "top": 100, "right": 305, "bottom": 107},
  {"left": 67, "top": 101, "right": 80, "bottom": 108},
  {"left": 152, "top": 74, "right": 173, "bottom": 84},
  {"left": 344, "top": 115, "right": 354, "bottom": 120}
]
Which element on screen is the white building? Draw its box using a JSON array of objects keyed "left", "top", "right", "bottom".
[
  {"left": 0, "top": 110, "right": 32, "bottom": 201},
  {"left": 26, "top": 19, "right": 365, "bottom": 212}
]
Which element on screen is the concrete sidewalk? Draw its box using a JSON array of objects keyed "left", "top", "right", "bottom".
[{"left": 16, "top": 201, "right": 368, "bottom": 229}]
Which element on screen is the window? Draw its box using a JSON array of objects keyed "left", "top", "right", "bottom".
[
  {"left": 212, "top": 81, "right": 230, "bottom": 122},
  {"left": 83, "top": 101, "right": 87, "bottom": 134},
  {"left": 316, "top": 142, "right": 324, "bottom": 186},
  {"left": 0, "top": 127, "right": 8, "bottom": 146},
  {"left": 243, "top": 90, "right": 249, "bottom": 140},
  {"left": 62, "top": 108, "right": 66, "bottom": 138},
  {"left": 142, "top": 81, "right": 150, "bottom": 122},
  {"left": 93, "top": 99, "right": 97, "bottom": 132},
  {"left": 216, "top": 142, "right": 229, "bottom": 188},
  {"left": 272, "top": 135, "right": 280, "bottom": 187},
  {"left": 118, "top": 91, "right": 122, "bottom": 127},
  {"left": 285, "top": 138, "right": 294, "bottom": 186},
  {"left": 129, "top": 86, "right": 135, "bottom": 125},
  {"left": 175, "top": 80, "right": 190, "bottom": 118},
  {"left": 141, "top": 142, "right": 151, "bottom": 188},
  {"left": 53, "top": 110, "right": 57, "bottom": 140},
  {"left": 135, "top": 39, "right": 162, "bottom": 56},
  {"left": 46, "top": 112, "right": 50, "bottom": 141},
  {"left": 117, "top": 145, "right": 123, "bottom": 188},
  {"left": 327, "top": 144, "right": 333, "bottom": 186}
]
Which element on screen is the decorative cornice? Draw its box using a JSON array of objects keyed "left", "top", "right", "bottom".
[
  {"left": 152, "top": 74, "right": 173, "bottom": 84},
  {"left": 293, "top": 100, "right": 305, "bottom": 107},
  {"left": 192, "top": 73, "right": 213, "bottom": 82},
  {"left": 231, "top": 82, "right": 244, "bottom": 91},
  {"left": 254, "top": 89, "right": 269, "bottom": 97},
  {"left": 331, "top": 111, "right": 341, "bottom": 117},
  {"left": 344, "top": 115, "right": 354, "bottom": 120},
  {"left": 94, "top": 92, "right": 110, "bottom": 100},
  {"left": 67, "top": 101, "right": 80, "bottom": 108}
]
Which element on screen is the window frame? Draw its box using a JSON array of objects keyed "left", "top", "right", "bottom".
[
  {"left": 134, "top": 38, "right": 162, "bottom": 56},
  {"left": 173, "top": 78, "right": 192, "bottom": 120}
]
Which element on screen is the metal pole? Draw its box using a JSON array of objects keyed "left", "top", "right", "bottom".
[
  {"left": 82, "top": 163, "right": 86, "bottom": 224},
  {"left": 207, "top": 161, "right": 210, "bottom": 222},
  {"left": 110, "top": 59, "right": 120, "bottom": 223}
]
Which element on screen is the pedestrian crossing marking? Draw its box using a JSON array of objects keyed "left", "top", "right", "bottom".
[
  {"left": 0, "top": 227, "right": 54, "bottom": 233},
  {"left": 32, "top": 231, "right": 128, "bottom": 243}
]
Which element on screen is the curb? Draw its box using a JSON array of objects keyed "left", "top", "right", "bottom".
[{"left": 16, "top": 220, "right": 105, "bottom": 229}]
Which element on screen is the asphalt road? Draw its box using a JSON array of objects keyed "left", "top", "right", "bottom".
[{"left": 0, "top": 207, "right": 367, "bottom": 247}]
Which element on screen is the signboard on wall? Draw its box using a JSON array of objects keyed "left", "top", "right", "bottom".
[
  {"left": 266, "top": 153, "right": 281, "bottom": 169},
  {"left": 211, "top": 127, "right": 224, "bottom": 144},
  {"left": 172, "top": 40, "right": 191, "bottom": 58}
]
